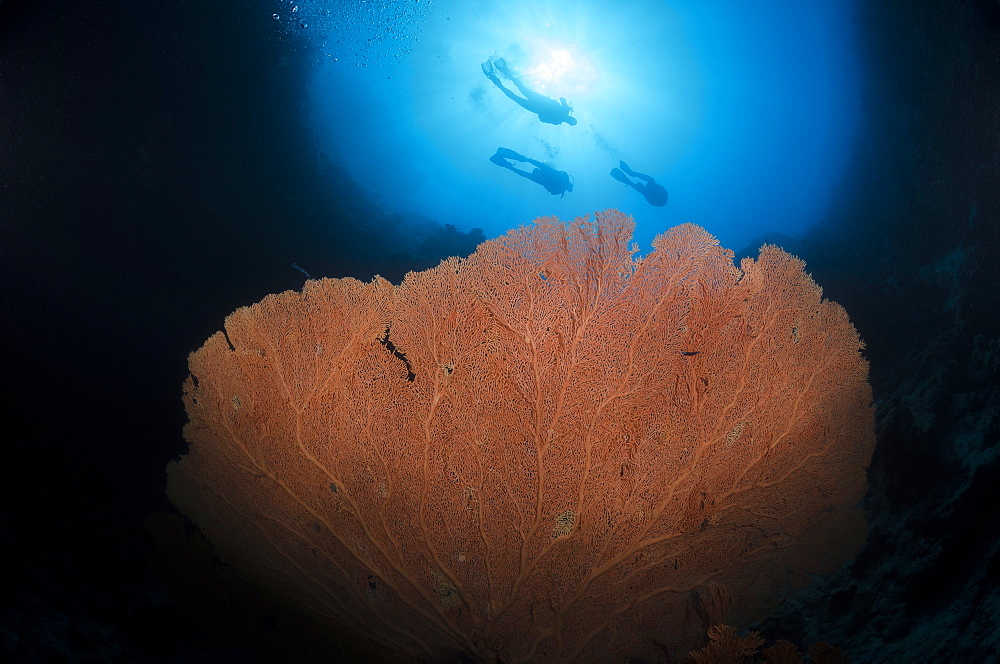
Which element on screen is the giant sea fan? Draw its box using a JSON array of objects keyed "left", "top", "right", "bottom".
[{"left": 167, "top": 210, "right": 875, "bottom": 662}]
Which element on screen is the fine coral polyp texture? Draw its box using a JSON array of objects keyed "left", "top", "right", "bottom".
[{"left": 168, "top": 210, "right": 875, "bottom": 662}]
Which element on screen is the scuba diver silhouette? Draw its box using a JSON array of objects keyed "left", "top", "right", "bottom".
[
  {"left": 481, "top": 57, "right": 578, "bottom": 126},
  {"left": 610, "top": 161, "right": 668, "bottom": 207},
  {"left": 490, "top": 147, "right": 574, "bottom": 197}
]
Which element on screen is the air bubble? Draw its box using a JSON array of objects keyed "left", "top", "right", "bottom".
[{"left": 268, "top": 0, "right": 435, "bottom": 69}]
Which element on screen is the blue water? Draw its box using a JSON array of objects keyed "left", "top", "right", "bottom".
[{"left": 284, "top": 0, "right": 861, "bottom": 254}]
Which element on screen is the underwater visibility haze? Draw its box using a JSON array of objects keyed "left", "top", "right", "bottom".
[{"left": 299, "top": 0, "right": 861, "bottom": 251}]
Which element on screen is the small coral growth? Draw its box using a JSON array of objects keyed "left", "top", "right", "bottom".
[{"left": 685, "top": 625, "right": 848, "bottom": 664}]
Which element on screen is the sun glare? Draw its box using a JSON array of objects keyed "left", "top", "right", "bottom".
[
  {"left": 521, "top": 39, "right": 597, "bottom": 96},
  {"left": 307, "top": 0, "right": 861, "bottom": 254}
]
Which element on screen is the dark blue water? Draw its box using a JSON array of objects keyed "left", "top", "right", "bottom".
[{"left": 284, "top": 0, "right": 860, "bottom": 252}]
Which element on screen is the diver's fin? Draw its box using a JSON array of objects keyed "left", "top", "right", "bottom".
[
  {"left": 610, "top": 168, "right": 630, "bottom": 184},
  {"left": 490, "top": 153, "right": 512, "bottom": 168},
  {"left": 619, "top": 161, "right": 635, "bottom": 175},
  {"left": 495, "top": 147, "right": 524, "bottom": 160}
]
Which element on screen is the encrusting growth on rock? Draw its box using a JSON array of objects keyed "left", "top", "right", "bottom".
[{"left": 168, "top": 210, "right": 875, "bottom": 662}]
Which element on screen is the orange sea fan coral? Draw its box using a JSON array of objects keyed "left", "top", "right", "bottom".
[{"left": 167, "top": 210, "right": 875, "bottom": 662}]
